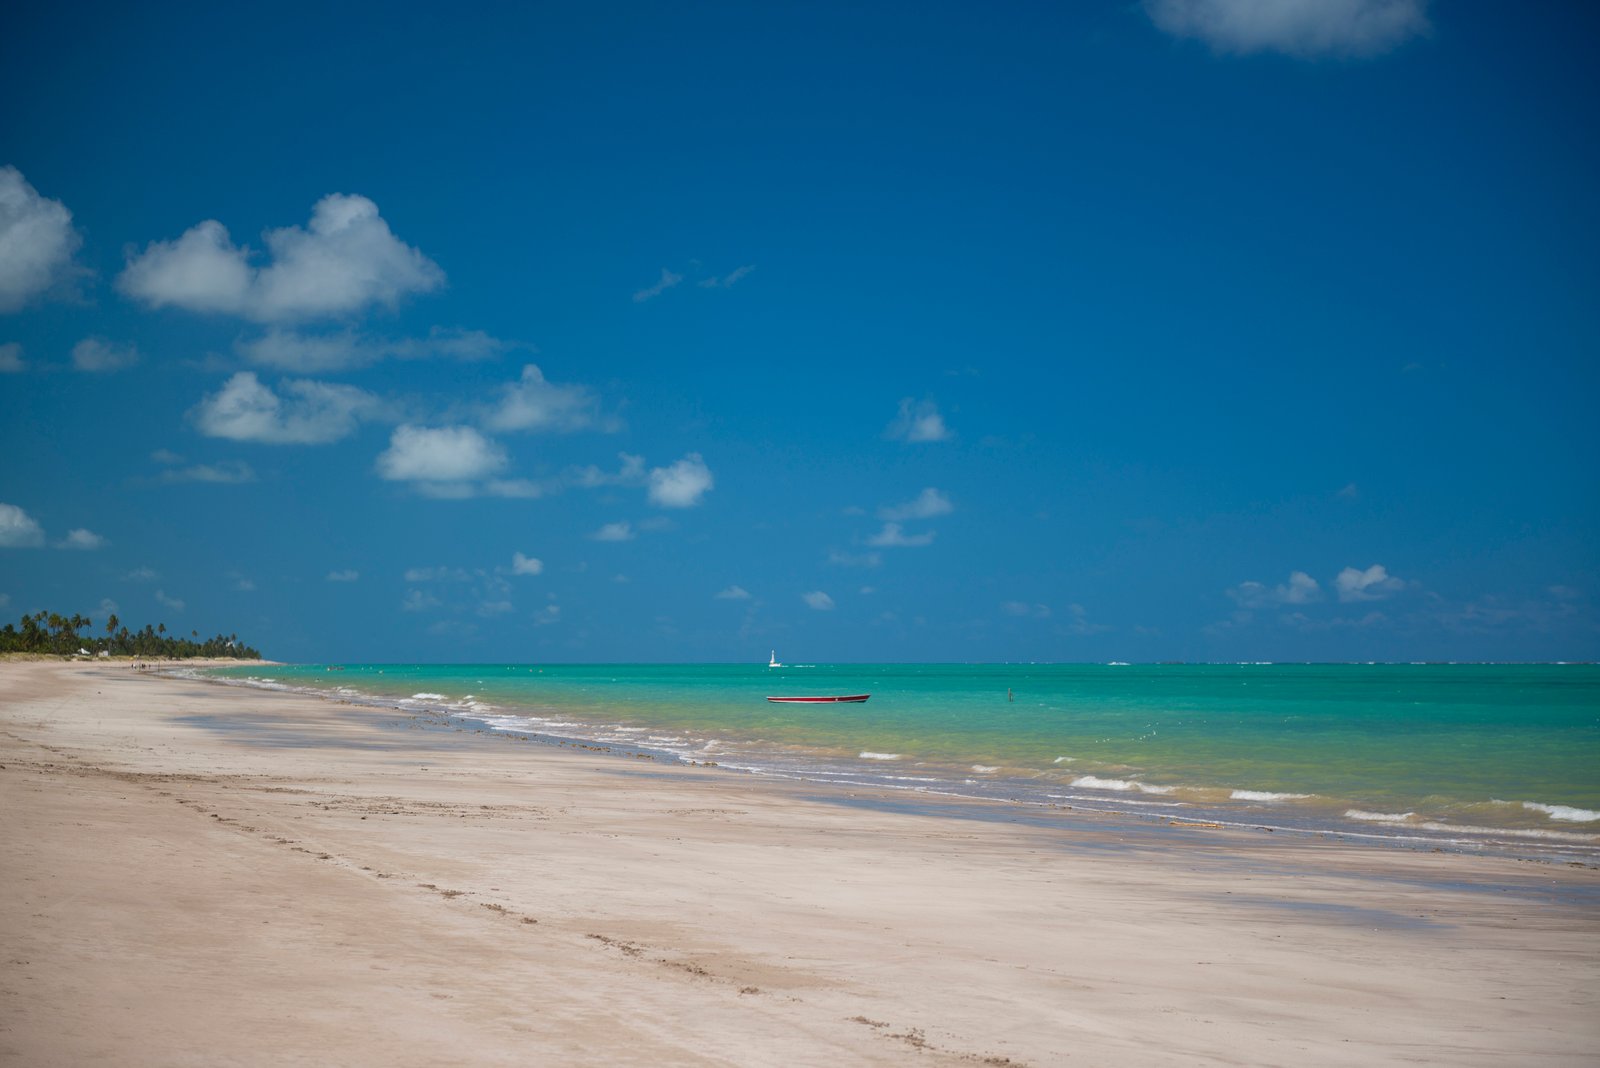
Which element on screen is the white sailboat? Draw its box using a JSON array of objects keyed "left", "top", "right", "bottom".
[{"left": 768, "top": 650, "right": 782, "bottom": 668}]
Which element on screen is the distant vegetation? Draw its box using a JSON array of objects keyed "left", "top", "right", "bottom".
[{"left": 0, "top": 611, "right": 262, "bottom": 660}]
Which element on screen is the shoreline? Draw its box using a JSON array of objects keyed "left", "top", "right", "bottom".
[
  {"left": 191, "top": 660, "right": 1600, "bottom": 866},
  {"left": 3, "top": 659, "right": 1597, "bottom": 1065}
]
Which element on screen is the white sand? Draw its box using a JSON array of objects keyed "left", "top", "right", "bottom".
[{"left": 2, "top": 659, "right": 1596, "bottom": 1065}]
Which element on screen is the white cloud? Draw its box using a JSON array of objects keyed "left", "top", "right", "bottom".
[
  {"left": 511, "top": 552, "right": 544, "bottom": 576},
  {"left": 827, "top": 550, "right": 882, "bottom": 568},
  {"left": 648, "top": 453, "right": 714, "bottom": 508},
  {"left": 0, "top": 166, "right": 84, "bottom": 312},
  {"left": 698, "top": 265, "right": 755, "bottom": 288},
  {"left": 118, "top": 193, "right": 444, "bottom": 322},
  {"left": 484, "top": 364, "right": 602, "bottom": 433},
  {"left": 477, "top": 600, "right": 514, "bottom": 617},
  {"left": 118, "top": 220, "right": 251, "bottom": 315},
  {"left": 1229, "top": 570, "right": 1322, "bottom": 609},
  {"left": 0, "top": 503, "right": 45, "bottom": 547},
  {"left": 124, "top": 566, "right": 158, "bottom": 582},
  {"left": 867, "top": 522, "right": 936, "bottom": 548},
  {"left": 155, "top": 589, "right": 185, "bottom": 612},
  {"left": 570, "top": 453, "right": 646, "bottom": 489},
  {"left": 592, "top": 521, "right": 636, "bottom": 542},
  {"left": 236, "top": 330, "right": 367, "bottom": 373},
  {"left": 483, "top": 479, "right": 545, "bottom": 499},
  {"left": 1144, "top": 0, "right": 1429, "bottom": 58},
  {"left": 159, "top": 459, "right": 257, "bottom": 484},
  {"left": 401, "top": 589, "right": 440, "bottom": 612},
  {"left": 326, "top": 569, "right": 360, "bottom": 582},
  {"left": 632, "top": 267, "right": 683, "bottom": 302},
  {"left": 411, "top": 481, "right": 479, "bottom": 500},
  {"left": 885, "top": 398, "right": 951, "bottom": 443},
  {"left": 56, "top": 528, "right": 107, "bottom": 551},
  {"left": 715, "top": 585, "right": 751, "bottom": 600},
  {"left": 0, "top": 342, "right": 24, "bottom": 373},
  {"left": 802, "top": 590, "right": 835, "bottom": 611},
  {"left": 405, "top": 566, "right": 470, "bottom": 582},
  {"left": 71, "top": 337, "right": 141, "bottom": 373},
  {"left": 237, "top": 326, "right": 511, "bottom": 373},
  {"left": 1335, "top": 564, "right": 1407, "bottom": 602},
  {"left": 1002, "top": 601, "right": 1051, "bottom": 619},
  {"left": 376, "top": 425, "right": 506, "bottom": 483},
  {"left": 194, "top": 371, "right": 380, "bottom": 444},
  {"left": 879, "top": 487, "right": 953, "bottom": 521}
]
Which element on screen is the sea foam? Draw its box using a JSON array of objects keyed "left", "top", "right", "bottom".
[
  {"left": 1231, "top": 790, "right": 1312, "bottom": 802},
  {"left": 1522, "top": 801, "right": 1600, "bottom": 822},
  {"left": 1345, "top": 809, "right": 1415, "bottom": 823},
  {"left": 859, "top": 751, "right": 900, "bottom": 761},
  {"left": 1072, "top": 775, "right": 1173, "bottom": 795}
]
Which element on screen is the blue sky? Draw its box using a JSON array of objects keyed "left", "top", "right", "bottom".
[{"left": 2, "top": 0, "right": 1596, "bottom": 663}]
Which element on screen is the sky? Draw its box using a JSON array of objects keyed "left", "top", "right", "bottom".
[{"left": 1, "top": 0, "right": 1597, "bottom": 663}]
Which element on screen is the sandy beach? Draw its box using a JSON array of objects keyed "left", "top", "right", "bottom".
[{"left": 1, "top": 660, "right": 1595, "bottom": 1066}]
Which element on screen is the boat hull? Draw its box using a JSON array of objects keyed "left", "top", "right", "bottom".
[{"left": 766, "top": 694, "right": 870, "bottom": 703}]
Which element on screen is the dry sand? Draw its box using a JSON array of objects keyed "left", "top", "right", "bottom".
[{"left": 1, "top": 659, "right": 1595, "bottom": 1066}]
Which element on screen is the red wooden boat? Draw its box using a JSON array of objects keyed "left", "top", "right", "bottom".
[{"left": 766, "top": 694, "right": 871, "bottom": 704}]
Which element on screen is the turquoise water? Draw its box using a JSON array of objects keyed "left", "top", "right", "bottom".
[{"left": 206, "top": 662, "right": 1600, "bottom": 857}]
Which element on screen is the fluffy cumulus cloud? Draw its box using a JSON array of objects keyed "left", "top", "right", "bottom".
[
  {"left": 648, "top": 453, "right": 714, "bottom": 508},
  {"left": 237, "top": 326, "right": 510, "bottom": 373},
  {"left": 118, "top": 194, "right": 444, "bottom": 322},
  {"left": 194, "top": 372, "right": 380, "bottom": 444},
  {"left": 0, "top": 166, "right": 84, "bottom": 312},
  {"left": 0, "top": 503, "right": 45, "bottom": 547},
  {"left": 56, "top": 528, "right": 107, "bottom": 550},
  {"left": 867, "top": 522, "right": 936, "bottom": 548},
  {"left": 1229, "top": 570, "right": 1322, "bottom": 609},
  {"left": 485, "top": 364, "right": 603, "bottom": 433},
  {"left": 1144, "top": 0, "right": 1430, "bottom": 58},
  {"left": 376, "top": 425, "right": 507, "bottom": 483},
  {"left": 714, "top": 585, "right": 751, "bottom": 600},
  {"left": 326, "top": 569, "right": 360, "bottom": 582},
  {"left": 511, "top": 552, "right": 544, "bottom": 576},
  {"left": 885, "top": 398, "right": 951, "bottom": 443},
  {"left": 802, "top": 590, "right": 835, "bottom": 611},
  {"left": 879, "top": 487, "right": 953, "bottom": 521},
  {"left": 71, "top": 337, "right": 140, "bottom": 373},
  {"left": 0, "top": 342, "right": 24, "bottom": 373},
  {"left": 592, "top": 521, "right": 636, "bottom": 542},
  {"left": 1335, "top": 564, "right": 1407, "bottom": 602}
]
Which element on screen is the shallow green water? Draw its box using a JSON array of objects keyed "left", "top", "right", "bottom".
[{"left": 209, "top": 661, "right": 1600, "bottom": 855}]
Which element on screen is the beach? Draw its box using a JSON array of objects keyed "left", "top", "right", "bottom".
[{"left": 2, "top": 659, "right": 1596, "bottom": 1065}]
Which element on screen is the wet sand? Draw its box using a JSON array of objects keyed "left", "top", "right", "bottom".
[{"left": 2, "top": 659, "right": 1596, "bottom": 1065}]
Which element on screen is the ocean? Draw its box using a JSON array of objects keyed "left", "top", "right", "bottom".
[{"left": 203, "top": 661, "right": 1600, "bottom": 860}]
